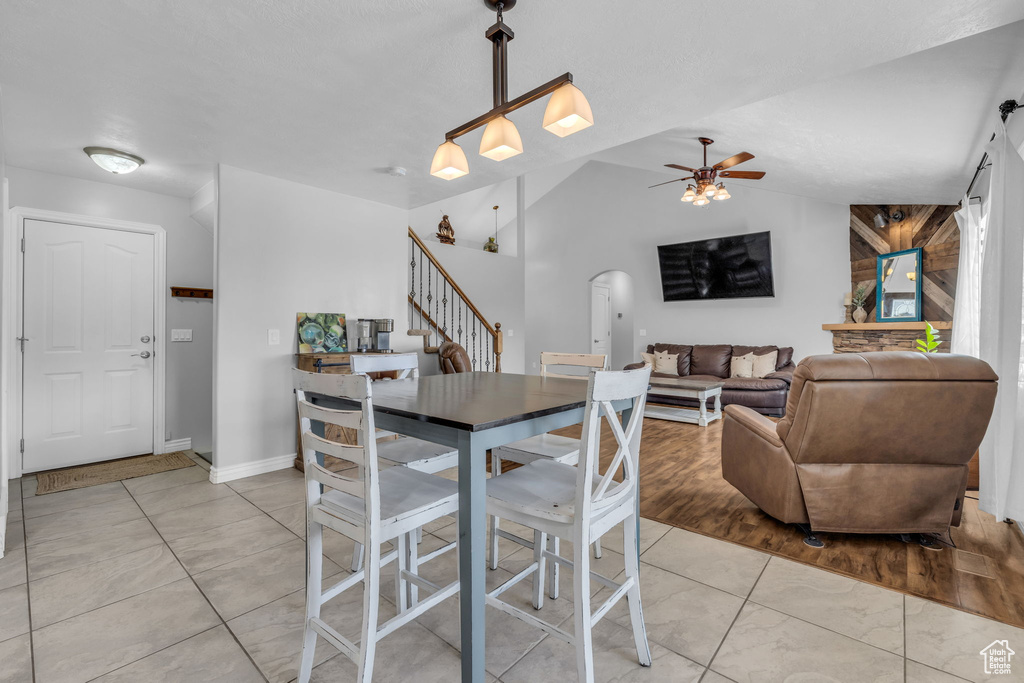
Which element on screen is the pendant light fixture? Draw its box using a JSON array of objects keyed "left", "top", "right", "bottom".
[
  {"left": 430, "top": 0, "right": 593, "bottom": 180},
  {"left": 83, "top": 146, "right": 145, "bottom": 174}
]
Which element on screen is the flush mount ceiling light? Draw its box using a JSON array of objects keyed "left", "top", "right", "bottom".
[
  {"left": 430, "top": 0, "right": 593, "bottom": 180},
  {"left": 650, "top": 137, "right": 765, "bottom": 206},
  {"left": 83, "top": 147, "right": 145, "bottom": 174}
]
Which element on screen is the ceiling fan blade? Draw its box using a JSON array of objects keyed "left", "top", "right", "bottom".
[
  {"left": 713, "top": 152, "right": 754, "bottom": 170},
  {"left": 718, "top": 170, "right": 766, "bottom": 179},
  {"left": 665, "top": 163, "right": 698, "bottom": 172},
  {"left": 648, "top": 177, "right": 691, "bottom": 189}
]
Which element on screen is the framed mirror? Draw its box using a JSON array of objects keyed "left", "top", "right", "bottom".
[{"left": 876, "top": 248, "right": 922, "bottom": 322}]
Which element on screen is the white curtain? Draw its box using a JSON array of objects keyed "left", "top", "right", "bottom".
[
  {"left": 951, "top": 198, "right": 984, "bottom": 357},
  {"left": 976, "top": 122, "right": 1024, "bottom": 523}
]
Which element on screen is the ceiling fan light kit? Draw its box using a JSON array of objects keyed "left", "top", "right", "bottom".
[
  {"left": 651, "top": 137, "right": 765, "bottom": 206},
  {"left": 430, "top": 0, "right": 593, "bottom": 180}
]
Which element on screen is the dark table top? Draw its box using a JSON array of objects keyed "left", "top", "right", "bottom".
[{"left": 363, "top": 372, "right": 591, "bottom": 432}]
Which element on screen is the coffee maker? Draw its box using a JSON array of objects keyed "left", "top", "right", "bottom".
[{"left": 355, "top": 318, "right": 394, "bottom": 353}]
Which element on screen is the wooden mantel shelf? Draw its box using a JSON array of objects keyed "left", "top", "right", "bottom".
[{"left": 822, "top": 322, "right": 952, "bottom": 331}]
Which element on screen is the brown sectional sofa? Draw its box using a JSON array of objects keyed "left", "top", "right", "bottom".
[{"left": 625, "top": 343, "right": 796, "bottom": 417}]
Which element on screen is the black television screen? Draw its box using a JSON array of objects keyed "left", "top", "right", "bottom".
[{"left": 657, "top": 231, "right": 775, "bottom": 301}]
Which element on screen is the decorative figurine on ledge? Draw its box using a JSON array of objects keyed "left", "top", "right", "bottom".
[
  {"left": 483, "top": 205, "right": 500, "bottom": 253},
  {"left": 437, "top": 214, "right": 456, "bottom": 245}
]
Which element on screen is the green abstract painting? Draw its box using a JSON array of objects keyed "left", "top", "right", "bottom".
[{"left": 296, "top": 313, "right": 347, "bottom": 353}]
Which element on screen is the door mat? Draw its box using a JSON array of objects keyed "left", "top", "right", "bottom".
[{"left": 35, "top": 451, "right": 198, "bottom": 495}]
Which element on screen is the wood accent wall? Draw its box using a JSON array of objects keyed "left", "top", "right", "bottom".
[{"left": 849, "top": 205, "right": 959, "bottom": 322}]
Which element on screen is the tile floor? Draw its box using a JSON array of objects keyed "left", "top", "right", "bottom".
[{"left": 1, "top": 455, "right": 1023, "bottom": 682}]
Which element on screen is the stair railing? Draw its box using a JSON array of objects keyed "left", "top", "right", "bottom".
[{"left": 408, "top": 227, "right": 502, "bottom": 372}]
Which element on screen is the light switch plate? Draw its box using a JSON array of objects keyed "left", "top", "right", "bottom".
[
  {"left": 268, "top": 329, "right": 280, "bottom": 346},
  {"left": 506, "top": 328, "right": 514, "bottom": 337},
  {"left": 171, "top": 329, "right": 193, "bottom": 342},
  {"left": 639, "top": 329, "right": 647, "bottom": 337}
]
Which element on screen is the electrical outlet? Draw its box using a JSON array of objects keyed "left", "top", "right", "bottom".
[
  {"left": 268, "top": 329, "right": 280, "bottom": 346},
  {"left": 171, "top": 329, "right": 193, "bottom": 342},
  {"left": 639, "top": 329, "right": 647, "bottom": 337}
]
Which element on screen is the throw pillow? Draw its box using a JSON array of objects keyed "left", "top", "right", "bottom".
[
  {"left": 641, "top": 352, "right": 656, "bottom": 368},
  {"left": 653, "top": 350, "right": 679, "bottom": 375},
  {"left": 751, "top": 351, "right": 778, "bottom": 379},
  {"left": 730, "top": 353, "right": 754, "bottom": 378}
]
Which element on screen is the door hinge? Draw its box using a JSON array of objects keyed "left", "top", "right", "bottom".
[
  {"left": 19, "top": 438, "right": 24, "bottom": 454},
  {"left": 20, "top": 237, "right": 25, "bottom": 253},
  {"left": 17, "top": 337, "right": 28, "bottom": 352}
]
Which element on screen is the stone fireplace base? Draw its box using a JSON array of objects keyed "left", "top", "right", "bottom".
[{"left": 821, "top": 322, "right": 952, "bottom": 354}]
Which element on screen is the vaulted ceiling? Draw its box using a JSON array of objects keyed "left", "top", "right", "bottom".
[{"left": 2, "top": 1, "right": 1023, "bottom": 208}]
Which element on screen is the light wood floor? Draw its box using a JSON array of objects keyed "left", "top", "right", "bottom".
[{"left": 554, "top": 416, "right": 1024, "bottom": 629}]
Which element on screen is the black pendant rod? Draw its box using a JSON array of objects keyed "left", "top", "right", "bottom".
[{"left": 964, "top": 98, "right": 1020, "bottom": 199}]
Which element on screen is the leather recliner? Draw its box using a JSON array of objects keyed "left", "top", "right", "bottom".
[
  {"left": 721, "top": 352, "right": 998, "bottom": 535},
  {"left": 438, "top": 341, "right": 472, "bottom": 374}
]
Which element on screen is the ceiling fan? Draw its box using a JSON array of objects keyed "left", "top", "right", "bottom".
[{"left": 650, "top": 137, "right": 766, "bottom": 205}]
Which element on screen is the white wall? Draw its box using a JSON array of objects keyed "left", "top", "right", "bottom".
[
  {"left": 525, "top": 161, "right": 850, "bottom": 368},
  {"left": 214, "top": 165, "right": 411, "bottom": 471},
  {"left": 6, "top": 166, "right": 214, "bottom": 451}
]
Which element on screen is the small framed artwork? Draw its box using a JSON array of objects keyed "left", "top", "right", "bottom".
[{"left": 296, "top": 313, "right": 347, "bottom": 353}]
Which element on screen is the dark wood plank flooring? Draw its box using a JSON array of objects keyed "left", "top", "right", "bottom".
[{"left": 553, "top": 416, "right": 1024, "bottom": 628}]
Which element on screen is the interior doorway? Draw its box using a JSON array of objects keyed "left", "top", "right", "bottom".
[
  {"left": 6, "top": 209, "right": 167, "bottom": 476},
  {"left": 589, "top": 270, "right": 635, "bottom": 371}
]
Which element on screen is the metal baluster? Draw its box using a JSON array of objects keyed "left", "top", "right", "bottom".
[
  {"left": 442, "top": 280, "right": 448, "bottom": 338},
  {"left": 458, "top": 300, "right": 463, "bottom": 344},
  {"left": 419, "top": 249, "right": 423, "bottom": 331},
  {"left": 485, "top": 333, "right": 491, "bottom": 371},
  {"left": 409, "top": 238, "right": 416, "bottom": 330},
  {"left": 472, "top": 319, "right": 478, "bottom": 370},
  {"left": 426, "top": 261, "right": 433, "bottom": 346}
]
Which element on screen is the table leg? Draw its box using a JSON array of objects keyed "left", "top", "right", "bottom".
[
  {"left": 698, "top": 390, "right": 709, "bottom": 427},
  {"left": 458, "top": 431, "right": 486, "bottom": 683}
]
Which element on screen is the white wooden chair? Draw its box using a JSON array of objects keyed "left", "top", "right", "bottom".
[
  {"left": 489, "top": 352, "right": 607, "bottom": 589},
  {"left": 348, "top": 353, "right": 459, "bottom": 571},
  {"left": 484, "top": 366, "right": 653, "bottom": 683},
  {"left": 294, "top": 369, "right": 459, "bottom": 683}
]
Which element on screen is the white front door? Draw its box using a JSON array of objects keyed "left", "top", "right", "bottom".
[
  {"left": 22, "top": 219, "right": 156, "bottom": 472},
  {"left": 591, "top": 282, "right": 611, "bottom": 358}
]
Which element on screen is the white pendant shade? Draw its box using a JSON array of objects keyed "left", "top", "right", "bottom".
[
  {"left": 703, "top": 183, "right": 716, "bottom": 197},
  {"left": 542, "top": 83, "right": 594, "bottom": 138},
  {"left": 713, "top": 183, "right": 730, "bottom": 200},
  {"left": 479, "top": 116, "right": 523, "bottom": 161},
  {"left": 693, "top": 195, "right": 709, "bottom": 206},
  {"left": 681, "top": 186, "right": 696, "bottom": 202},
  {"left": 430, "top": 140, "right": 470, "bottom": 180}
]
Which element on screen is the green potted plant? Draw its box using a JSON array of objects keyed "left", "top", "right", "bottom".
[
  {"left": 915, "top": 322, "right": 941, "bottom": 353},
  {"left": 851, "top": 285, "right": 868, "bottom": 324}
]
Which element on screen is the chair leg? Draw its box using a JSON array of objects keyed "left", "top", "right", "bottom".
[
  {"left": 408, "top": 530, "right": 420, "bottom": 607},
  {"left": 548, "top": 536, "right": 560, "bottom": 600},
  {"left": 357, "top": 543, "right": 382, "bottom": 683},
  {"left": 533, "top": 529, "right": 547, "bottom": 610},
  {"left": 623, "top": 514, "right": 652, "bottom": 666},
  {"left": 593, "top": 537, "right": 602, "bottom": 559},
  {"left": 351, "top": 542, "right": 365, "bottom": 573},
  {"left": 416, "top": 527, "right": 423, "bottom": 544},
  {"left": 489, "top": 455, "right": 502, "bottom": 570},
  {"left": 573, "top": 533, "right": 595, "bottom": 683},
  {"left": 297, "top": 519, "right": 324, "bottom": 683},
  {"left": 395, "top": 533, "right": 409, "bottom": 614}
]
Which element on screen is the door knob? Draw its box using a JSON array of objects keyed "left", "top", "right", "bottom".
[
  {"left": 594, "top": 339, "right": 600, "bottom": 343},
  {"left": 140, "top": 335, "right": 151, "bottom": 343},
  {"left": 132, "top": 351, "right": 152, "bottom": 359}
]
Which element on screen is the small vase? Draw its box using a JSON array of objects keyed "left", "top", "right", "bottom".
[{"left": 853, "top": 306, "right": 867, "bottom": 324}]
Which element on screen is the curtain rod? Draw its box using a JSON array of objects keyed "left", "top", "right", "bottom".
[{"left": 964, "top": 98, "right": 1021, "bottom": 199}]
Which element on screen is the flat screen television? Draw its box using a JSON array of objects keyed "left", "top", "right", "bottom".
[{"left": 657, "top": 231, "right": 775, "bottom": 301}]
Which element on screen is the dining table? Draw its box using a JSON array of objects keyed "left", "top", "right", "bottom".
[{"left": 310, "top": 370, "right": 636, "bottom": 683}]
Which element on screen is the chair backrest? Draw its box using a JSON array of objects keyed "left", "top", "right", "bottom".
[
  {"left": 293, "top": 368, "right": 381, "bottom": 524},
  {"left": 574, "top": 366, "right": 652, "bottom": 523},
  {"left": 777, "top": 352, "right": 998, "bottom": 466},
  {"left": 438, "top": 342, "right": 472, "bottom": 374},
  {"left": 540, "top": 352, "right": 607, "bottom": 380},
  {"left": 350, "top": 352, "right": 419, "bottom": 379}
]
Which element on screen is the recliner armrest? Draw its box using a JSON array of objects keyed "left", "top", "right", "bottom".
[{"left": 724, "top": 404, "right": 783, "bottom": 447}]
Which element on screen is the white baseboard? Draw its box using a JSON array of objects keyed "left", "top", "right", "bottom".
[
  {"left": 164, "top": 438, "right": 192, "bottom": 452},
  {"left": 209, "top": 453, "right": 296, "bottom": 484}
]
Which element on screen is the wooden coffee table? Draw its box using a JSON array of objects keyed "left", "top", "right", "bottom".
[{"left": 644, "top": 377, "right": 724, "bottom": 427}]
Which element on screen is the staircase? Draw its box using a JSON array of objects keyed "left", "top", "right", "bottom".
[{"left": 408, "top": 228, "right": 503, "bottom": 372}]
